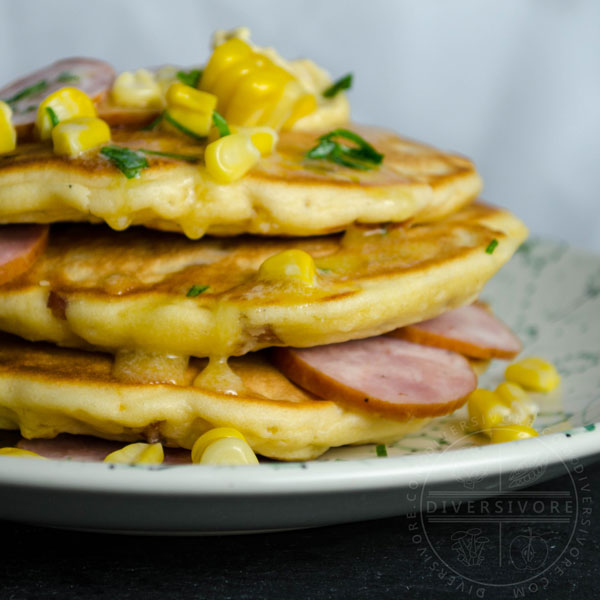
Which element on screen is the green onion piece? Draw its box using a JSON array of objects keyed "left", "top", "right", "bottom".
[
  {"left": 186, "top": 284, "right": 210, "bottom": 297},
  {"left": 3, "top": 80, "right": 48, "bottom": 106},
  {"left": 323, "top": 73, "right": 353, "bottom": 99},
  {"left": 100, "top": 145, "right": 149, "bottom": 179},
  {"left": 142, "top": 113, "right": 164, "bottom": 131},
  {"left": 46, "top": 106, "right": 60, "bottom": 128},
  {"left": 177, "top": 69, "right": 203, "bottom": 88},
  {"left": 486, "top": 239, "right": 499, "bottom": 254},
  {"left": 375, "top": 444, "right": 388, "bottom": 457},
  {"left": 163, "top": 111, "right": 206, "bottom": 141},
  {"left": 137, "top": 148, "right": 199, "bottom": 163},
  {"left": 56, "top": 71, "right": 80, "bottom": 83},
  {"left": 212, "top": 111, "right": 230, "bottom": 138},
  {"left": 306, "top": 128, "right": 384, "bottom": 170}
]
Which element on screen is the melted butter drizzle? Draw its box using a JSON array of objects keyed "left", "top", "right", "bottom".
[{"left": 193, "top": 356, "right": 244, "bottom": 395}]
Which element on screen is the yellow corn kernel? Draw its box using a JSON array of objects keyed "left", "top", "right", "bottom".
[
  {"left": 36, "top": 87, "right": 97, "bottom": 141},
  {"left": 0, "top": 447, "right": 46, "bottom": 459},
  {"left": 204, "top": 132, "right": 260, "bottom": 183},
  {"left": 199, "top": 437, "right": 259, "bottom": 466},
  {"left": 505, "top": 357, "right": 561, "bottom": 392},
  {"left": 495, "top": 381, "right": 537, "bottom": 426},
  {"left": 111, "top": 68, "right": 162, "bottom": 109},
  {"left": 230, "top": 126, "right": 278, "bottom": 156},
  {"left": 164, "top": 106, "right": 213, "bottom": 138},
  {"left": 165, "top": 82, "right": 218, "bottom": 113},
  {"left": 191, "top": 427, "right": 247, "bottom": 463},
  {"left": 258, "top": 249, "right": 317, "bottom": 287},
  {"left": 210, "top": 55, "right": 270, "bottom": 114},
  {"left": 51, "top": 117, "right": 111, "bottom": 157},
  {"left": 200, "top": 38, "right": 254, "bottom": 92},
  {"left": 467, "top": 388, "right": 510, "bottom": 434},
  {"left": 0, "top": 101, "right": 16, "bottom": 154},
  {"left": 104, "top": 442, "right": 164, "bottom": 465},
  {"left": 282, "top": 92, "right": 318, "bottom": 130},
  {"left": 225, "top": 66, "right": 292, "bottom": 126},
  {"left": 490, "top": 425, "right": 539, "bottom": 444}
]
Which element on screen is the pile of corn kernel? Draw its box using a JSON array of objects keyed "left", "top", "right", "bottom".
[
  {"left": 0, "top": 427, "right": 259, "bottom": 465},
  {"left": 0, "top": 37, "right": 323, "bottom": 182},
  {"left": 467, "top": 357, "right": 561, "bottom": 444}
]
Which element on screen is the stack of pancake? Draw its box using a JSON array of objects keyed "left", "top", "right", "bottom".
[{"left": 0, "top": 44, "right": 528, "bottom": 461}]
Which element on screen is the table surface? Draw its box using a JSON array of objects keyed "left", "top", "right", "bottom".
[{"left": 1, "top": 456, "right": 599, "bottom": 600}]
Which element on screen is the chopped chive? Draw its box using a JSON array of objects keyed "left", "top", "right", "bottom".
[
  {"left": 46, "top": 106, "right": 59, "bottom": 127},
  {"left": 186, "top": 284, "right": 210, "bottom": 297},
  {"left": 100, "top": 145, "right": 148, "bottom": 179},
  {"left": 212, "top": 111, "right": 230, "bottom": 138},
  {"left": 177, "top": 69, "right": 203, "bottom": 88},
  {"left": 375, "top": 444, "right": 388, "bottom": 457},
  {"left": 486, "top": 239, "right": 499, "bottom": 254},
  {"left": 306, "top": 128, "right": 384, "bottom": 170},
  {"left": 137, "top": 148, "right": 199, "bottom": 163},
  {"left": 142, "top": 113, "right": 164, "bottom": 131},
  {"left": 56, "top": 71, "right": 80, "bottom": 83},
  {"left": 3, "top": 79, "right": 48, "bottom": 106},
  {"left": 163, "top": 111, "right": 206, "bottom": 141},
  {"left": 323, "top": 73, "right": 353, "bottom": 99}
]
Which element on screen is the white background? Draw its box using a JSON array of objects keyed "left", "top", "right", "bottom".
[{"left": 1, "top": 0, "right": 598, "bottom": 251}]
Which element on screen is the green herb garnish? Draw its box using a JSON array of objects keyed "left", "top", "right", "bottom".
[
  {"left": 177, "top": 69, "right": 203, "bottom": 88},
  {"left": 323, "top": 73, "right": 353, "bottom": 98},
  {"left": 100, "top": 145, "right": 149, "bottom": 179},
  {"left": 56, "top": 71, "right": 80, "bottom": 83},
  {"left": 212, "top": 111, "right": 230, "bottom": 138},
  {"left": 138, "top": 148, "right": 199, "bottom": 163},
  {"left": 375, "top": 444, "right": 388, "bottom": 457},
  {"left": 486, "top": 239, "right": 499, "bottom": 254},
  {"left": 306, "top": 128, "right": 383, "bottom": 170},
  {"left": 46, "top": 106, "right": 59, "bottom": 127},
  {"left": 142, "top": 113, "right": 164, "bottom": 131},
  {"left": 186, "top": 284, "right": 210, "bottom": 297},
  {"left": 3, "top": 79, "right": 48, "bottom": 106},
  {"left": 163, "top": 111, "right": 205, "bottom": 141}
]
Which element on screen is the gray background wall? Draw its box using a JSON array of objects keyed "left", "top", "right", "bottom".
[{"left": 1, "top": 0, "right": 598, "bottom": 251}]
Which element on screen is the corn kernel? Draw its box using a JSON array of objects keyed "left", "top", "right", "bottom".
[
  {"left": 200, "top": 38, "right": 254, "bottom": 92},
  {"left": 104, "top": 442, "right": 164, "bottom": 465},
  {"left": 199, "top": 437, "right": 259, "bottom": 465},
  {"left": 204, "top": 132, "right": 260, "bottom": 183},
  {"left": 36, "top": 87, "right": 97, "bottom": 141},
  {"left": 210, "top": 55, "right": 270, "bottom": 114},
  {"left": 467, "top": 388, "right": 510, "bottom": 434},
  {"left": 282, "top": 91, "right": 318, "bottom": 130},
  {"left": 505, "top": 357, "right": 561, "bottom": 392},
  {"left": 225, "top": 66, "right": 292, "bottom": 126},
  {"left": 51, "top": 117, "right": 111, "bottom": 157},
  {"left": 490, "top": 425, "right": 538, "bottom": 444},
  {"left": 0, "top": 447, "right": 46, "bottom": 459},
  {"left": 495, "top": 381, "right": 537, "bottom": 426},
  {"left": 258, "top": 249, "right": 317, "bottom": 286},
  {"left": 191, "top": 427, "right": 247, "bottom": 463},
  {"left": 0, "top": 101, "right": 16, "bottom": 154},
  {"left": 165, "top": 82, "right": 218, "bottom": 114},
  {"left": 111, "top": 68, "right": 162, "bottom": 109},
  {"left": 230, "top": 126, "right": 278, "bottom": 156},
  {"left": 164, "top": 106, "right": 213, "bottom": 139}
]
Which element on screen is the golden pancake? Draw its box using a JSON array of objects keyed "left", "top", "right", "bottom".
[
  {"left": 0, "top": 203, "right": 527, "bottom": 364},
  {"left": 0, "top": 125, "right": 481, "bottom": 239},
  {"left": 0, "top": 333, "right": 432, "bottom": 461}
]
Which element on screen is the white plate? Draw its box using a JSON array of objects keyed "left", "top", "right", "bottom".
[{"left": 1, "top": 237, "right": 600, "bottom": 534}]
